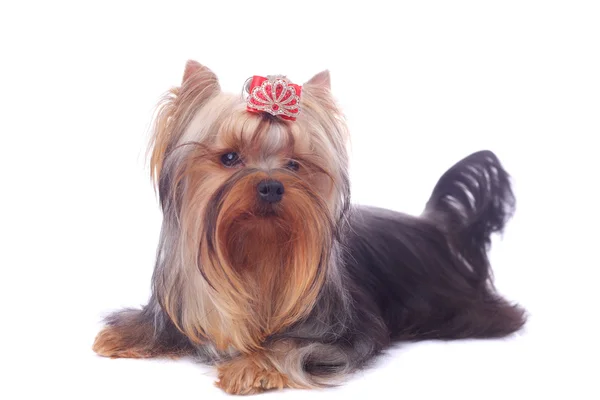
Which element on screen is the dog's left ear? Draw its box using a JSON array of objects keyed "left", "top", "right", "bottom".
[{"left": 305, "top": 70, "right": 331, "bottom": 90}]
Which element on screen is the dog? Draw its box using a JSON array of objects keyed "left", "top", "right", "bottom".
[{"left": 93, "top": 60, "right": 527, "bottom": 395}]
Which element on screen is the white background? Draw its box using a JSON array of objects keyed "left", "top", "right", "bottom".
[{"left": 1, "top": 1, "right": 599, "bottom": 399}]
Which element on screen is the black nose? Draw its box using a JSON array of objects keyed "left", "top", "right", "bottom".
[{"left": 257, "top": 179, "right": 284, "bottom": 203}]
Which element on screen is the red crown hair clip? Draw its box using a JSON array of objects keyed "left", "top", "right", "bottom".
[{"left": 245, "top": 75, "right": 302, "bottom": 121}]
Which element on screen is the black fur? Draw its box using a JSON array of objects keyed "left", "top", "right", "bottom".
[
  {"left": 348, "top": 150, "right": 523, "bottom": 339},
  {"left": 273, "top": 150, "right": 526, "bottom": 379},
  {"left": 99, "top": 150, "right": 526, "bottom": 384}
]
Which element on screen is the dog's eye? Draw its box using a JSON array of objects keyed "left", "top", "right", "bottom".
[
  {"left": 286, "top": 160, "right": 300, "bottom": 171},
  {"left": 221, "top": 152, "right": 241, "bottom": 167}
]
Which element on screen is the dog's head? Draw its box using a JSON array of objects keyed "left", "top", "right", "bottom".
[{"left": 149, "top": 61, "right": 350, "bottom": 351}]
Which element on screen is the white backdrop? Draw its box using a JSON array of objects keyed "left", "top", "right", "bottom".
[{"left": 1, "top": 1, "right": 598, "bottom": 399}]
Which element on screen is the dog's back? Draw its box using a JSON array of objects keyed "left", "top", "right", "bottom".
[{"left": 343, "top": 150, "right": 526, "bottom": 341}]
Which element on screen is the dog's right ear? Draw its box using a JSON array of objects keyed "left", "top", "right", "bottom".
[
  {"left": 181, "top": 60, "right": 219, "bottom": 90},
  {"left": 148, "top": 60, "right": 220, "bottom": 186}
]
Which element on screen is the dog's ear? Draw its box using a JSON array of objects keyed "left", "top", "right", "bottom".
[
  {"left": 183, "top": 60, "right": 203, "bottom": 83},
  {"left": 181, "top": 60, "right": 219, "bottom": 88},
  {"left": 305, "top": 70, "right": 331, "bottom": 90},
  {"left": 149, "top": 60, "right": 220, "bottom": 185}
]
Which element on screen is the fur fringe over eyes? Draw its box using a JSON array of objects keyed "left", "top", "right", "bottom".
[{"left": 93, "top": 60, "right": 526, "bottom": 395}]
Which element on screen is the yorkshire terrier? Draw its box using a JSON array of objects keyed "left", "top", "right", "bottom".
[{"left": 93, "top": 60, "right": 527, "bottom": 395}]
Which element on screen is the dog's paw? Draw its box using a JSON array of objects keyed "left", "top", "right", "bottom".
[
  {"left": 92, "top": 326, "right": 153, "bottom": 359},
  {"left": 215, "top": 356, "right": 302, "bottom": 395}
]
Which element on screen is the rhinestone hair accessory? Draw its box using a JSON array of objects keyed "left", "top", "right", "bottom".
[{"left": 245, "top": 75, "right": 302, "bottom": 121}]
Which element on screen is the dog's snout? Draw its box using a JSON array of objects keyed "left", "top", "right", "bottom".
[{"left": 257, "top": 179, "right": 284, "bottom": 203}]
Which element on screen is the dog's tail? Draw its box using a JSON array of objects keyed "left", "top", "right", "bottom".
[
  {"left": 423, "top": 150, "right": 525, "bottom": 337},
  {"left": 424, "top": 150, "right": 516, "bottom": 285}
]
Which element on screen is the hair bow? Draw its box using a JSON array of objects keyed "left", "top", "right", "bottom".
[{"left": 245, "top": 75, "right": 302, "bottom": 121}]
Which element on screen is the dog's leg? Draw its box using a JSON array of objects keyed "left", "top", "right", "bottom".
[
  {"left": 215, "top": 349, "right": 308, "bottom": 395},
  {"left": 215, "top": 334, "right": 381, "bottom": 395},
  {"left": 453, "top": 295, "right": 528, "bottom": 339},
  {"left": 93, "top": 303, "right": 194, "bottom": 359}
]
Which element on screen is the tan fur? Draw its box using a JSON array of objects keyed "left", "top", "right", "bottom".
[
  {"left": 215, "top": 339, "right": 349, "bottom": 394},
  {"left": 148, "top": 61, "right": 220, "bottom": 185},
  {"left": 160, "top": 160, "right": 333, "bottom": 352},
  {"left": 93, "top": 326, "right": 185, "bottom": 360},
  {"left": 210, "top": 173, "right": 332, "bottom": 350},
  {"left": 143, "top": 61, "right": 350, "bottom": 392},
  {"left": 215, "top": 352, "right": 308, "bottom": 395}
]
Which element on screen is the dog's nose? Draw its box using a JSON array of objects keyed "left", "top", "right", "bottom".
[{"left": 257, "top": 179, "right": 284, "bottom": 203}]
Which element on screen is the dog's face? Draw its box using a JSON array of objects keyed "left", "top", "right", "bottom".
[{"left": 149, "top": 61, "right": 350, "bottom": 351}]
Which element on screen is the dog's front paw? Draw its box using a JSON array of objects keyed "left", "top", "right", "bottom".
[{"left": 215, "top": 356, "right": 302, "bottom": 395}]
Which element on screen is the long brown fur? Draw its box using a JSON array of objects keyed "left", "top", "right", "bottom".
[{"left": 94, "top": 61, "right": 526, "bottom": 396}]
